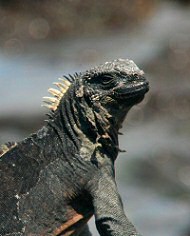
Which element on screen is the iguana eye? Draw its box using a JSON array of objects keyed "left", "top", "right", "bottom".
[{"left": 101, "top": 75, "right": 116, "bottom": 87}]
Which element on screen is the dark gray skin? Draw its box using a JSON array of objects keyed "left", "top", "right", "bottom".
[{"left": 0, "top": 59, "right": 149, "bottom": 236}]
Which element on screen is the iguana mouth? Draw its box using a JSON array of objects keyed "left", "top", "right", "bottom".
[{"left": 114, "top": 80, "right": 149, "bottom": 100}]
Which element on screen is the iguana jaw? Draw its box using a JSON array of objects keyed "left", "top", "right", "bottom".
[{"left": 113, "top": 79, "right": 149, "bottom": 103}]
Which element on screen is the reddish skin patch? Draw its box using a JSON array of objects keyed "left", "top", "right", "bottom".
[{"left": 53, "top": 213, "right": 92, "bottom": 236}]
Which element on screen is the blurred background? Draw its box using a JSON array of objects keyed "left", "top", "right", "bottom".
[{"left": 0, "top": 0, "right": 190, "bottom": 235}]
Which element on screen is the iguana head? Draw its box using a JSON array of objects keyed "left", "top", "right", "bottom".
[{"left": 79, "top": 58, "right": 149, "bottom": 126}]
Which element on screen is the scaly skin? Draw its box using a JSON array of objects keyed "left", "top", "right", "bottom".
[{"left": 0, "top": 59, "right": 149, "bottom": 236}]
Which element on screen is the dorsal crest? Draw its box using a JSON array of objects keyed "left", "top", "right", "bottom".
[
  {"left": 0, "top": 142, "right": 17, "bottom": 157},
  {"left": 43, "top": 75, "right": 76, "bottom": 111}
]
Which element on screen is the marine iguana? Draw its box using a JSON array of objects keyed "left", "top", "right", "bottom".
[{"left": 0, "top": 59, "right": 149, "bottom": 236}]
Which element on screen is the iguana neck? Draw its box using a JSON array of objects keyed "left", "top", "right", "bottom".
[{"left": 47, "top": 84, "right": 119, "bottom": 163}]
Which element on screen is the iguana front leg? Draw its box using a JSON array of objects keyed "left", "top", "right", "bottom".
[{"left": 89, "top": 170, "right": 141, "bottom": 236}]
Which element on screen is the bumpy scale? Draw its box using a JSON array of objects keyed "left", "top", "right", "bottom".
[{"left": 0, "top": 59, "right": 149, "bottom": 236}]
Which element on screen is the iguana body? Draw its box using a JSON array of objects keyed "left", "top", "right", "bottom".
[{"left": 0, "top": 59, "right": 149, "bottom": 236}]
